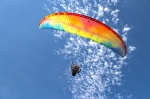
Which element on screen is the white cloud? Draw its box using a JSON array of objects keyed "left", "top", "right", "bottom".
[
  {"left": 111, "top": 9, "right": 120, "bottom": 24},
  {"left": 122, "top": 24, "right": 131, "bottom": 42},
  {"left": 104, "top": 7, "right": 110, "bottom": 13},
  {"left": 96, "top": 4, "right": 104, "bottom": 19},
  {"left": 122, "top": 24, "right": 131, "bottom": 33},
  {"left": 128, "top": 45, "right": 136, "bottom": 54}
]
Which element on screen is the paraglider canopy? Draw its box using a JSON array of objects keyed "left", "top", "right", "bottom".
[{"left": 39, "top": 12, "right": 126, "bottom": 57}]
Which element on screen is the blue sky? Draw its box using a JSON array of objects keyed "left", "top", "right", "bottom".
[
  {"left": 0, "top": 0, "right": 71, "bottom": 99},
  {"left": 0, "top": 0, "right": 150, "bottom": 99},
  {"left": 120, "top": 0, "right": 150, "bottom": 98}
]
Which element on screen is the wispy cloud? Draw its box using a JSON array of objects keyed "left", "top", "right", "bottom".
[
  {"left": 128, "top": 46, "right": 136, "bottom": 54},
  {"left": 111, "top": 9, "right": 120, "bottom": 24},
  {"left": 122, "top": 24, "right": 131, "bottom": 42},
  {"left": 44, "top": 0, "right": 136, "bottom": 99}
]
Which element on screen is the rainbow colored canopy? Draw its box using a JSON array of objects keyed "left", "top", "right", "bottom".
[{"left": 39, "top": 12, "right": 126, "bottom": 57}]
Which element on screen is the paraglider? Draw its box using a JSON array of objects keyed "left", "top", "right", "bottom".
[
  {"left": 39, "top": 12, "right": 127, "bottom": 76},
  {"left": 71, "top": 62, "right": 81, "bottom": 76},
  {"left": 39, "top": 12, "right": 126, "bottom": 57}
]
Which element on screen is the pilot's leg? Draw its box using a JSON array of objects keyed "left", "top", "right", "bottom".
[{"left": 72, "top": 72, "right": 76, "bottom": 76}]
